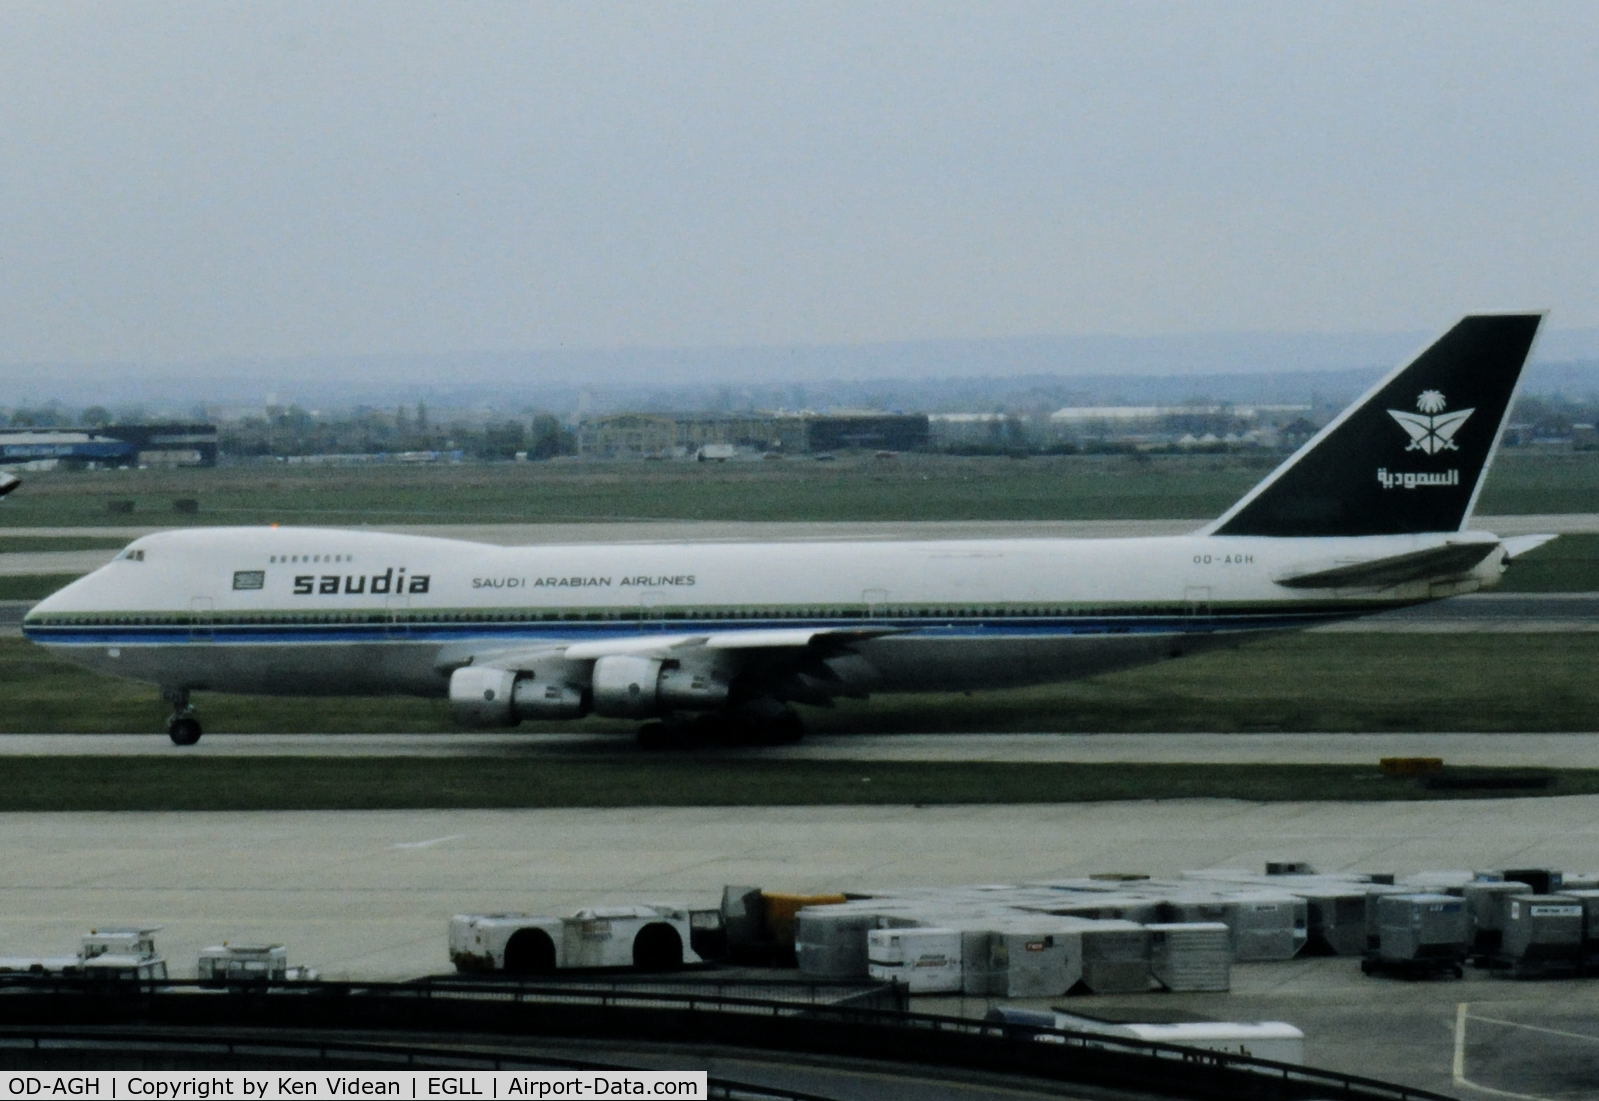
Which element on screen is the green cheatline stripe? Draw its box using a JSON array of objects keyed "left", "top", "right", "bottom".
[{"left": 26, "top": 598, "right": 1405, "bottom": 628}]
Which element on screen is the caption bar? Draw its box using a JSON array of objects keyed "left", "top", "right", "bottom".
[{"left": 0, "top": 1075, "right": 708, "bottom": 1101}]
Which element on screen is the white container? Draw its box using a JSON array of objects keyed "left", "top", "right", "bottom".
[
  {"left": 1054, "top": 1013, "right": 1305, "bottom": 1064},
  {"left": 867, "top": 927, "right": 963, "bottom": 993}
]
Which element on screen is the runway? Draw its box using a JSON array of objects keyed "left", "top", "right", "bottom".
[{"left": 4, "top": 729, "right": 1599, "bottom": 767}]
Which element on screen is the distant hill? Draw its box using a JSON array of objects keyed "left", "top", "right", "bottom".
[{"left": 7, "top": 327, "right": 1599, "bottom": 415}]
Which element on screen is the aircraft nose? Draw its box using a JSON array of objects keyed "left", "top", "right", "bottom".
[{"left": 22, "top": 572, "right": 93, "bottom": 626}]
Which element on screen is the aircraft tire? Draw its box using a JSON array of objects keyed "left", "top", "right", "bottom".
[
  {"left": 636, "top": 721, "right": 673, "bottom": 751},
  {"left": 748, "top": 709, "right": 804, "bottom": 746},
  {"left": 168, "top": 717, "right": 203, "bottom": 746}
]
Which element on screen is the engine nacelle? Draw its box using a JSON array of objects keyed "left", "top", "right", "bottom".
[
  {"left": 449, "top": 666, "right": 587, "bottom": 727},
  {"left": 590, "top": 655, "right": 664, "bottom": 718},
  {"left": 590, "top": 655, "right": 732, "bottom": 718}
]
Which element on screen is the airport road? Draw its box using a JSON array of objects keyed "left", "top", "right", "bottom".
[
  {"left": 4, "top": 799, "right": 1599, "bottom": 1096},
  {"left": 4, "top": 730, "right": 1599, "bottom": 768}
]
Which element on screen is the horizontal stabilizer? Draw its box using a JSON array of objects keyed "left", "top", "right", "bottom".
[
  {"left": 1502, "top": 533, "right": 1557, "bottom": 560},
  {"left": 1275, "top": 541, "right": 1499, "bottom": 589}
]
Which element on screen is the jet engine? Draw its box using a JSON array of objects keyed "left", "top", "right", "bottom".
[
  {"left": 589, "top": 655, "right": 731, "bottom": 718},
  {"left": 448, "top": 666, "right": 587, "bottom": 727}
]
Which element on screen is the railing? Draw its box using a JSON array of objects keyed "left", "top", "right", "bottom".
[{"left": 0, "top": 977, "right": 1455, "bottom": 1101}]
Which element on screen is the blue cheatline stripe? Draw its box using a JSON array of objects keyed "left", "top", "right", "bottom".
[{"left": 22, "top": 610, "right": 1361, "bottom": 648}]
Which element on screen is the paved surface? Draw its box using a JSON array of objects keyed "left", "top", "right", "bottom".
[
  {"left": 6, "top": 517, "right": 1599, "bottom": 1096},
  {"left": 3, "top": 730, "right": 1599, "bottom": 769},
  {"left": 3, "top": 799, "right": 1599, "bottom": 1096}
]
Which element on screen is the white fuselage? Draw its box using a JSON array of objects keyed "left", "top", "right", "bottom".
[{"left": 22, "top": 525, "right": 1500, "bottom": 700}]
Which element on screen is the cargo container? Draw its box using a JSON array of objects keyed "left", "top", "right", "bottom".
[
  {"left": 1362, "top": 893, "right": 1467, "bottom": 979},
  {"left": 1148, "top": 922, "right": 1231, "bottom": 992},
  {"left": 1562, "top": 889, "right": 1599, "bottom": 970},
  {"left": 972, "top": 919, "right": 1085, "bottom": 998},
  {"left": 761, "top": 891, "right": 848, "bottom": 952},
  {"left": 794, "top": 905, "right": 885, "bottom": 980},
  {"left": 1078, "top": 920, "right": 1151, "bottom": 994},
  {"left": 1498, "top": 894, "right": 1583, "bottom": 978},
  {"left": 1462, "top": 880, "right": 1532, "bottom": 961},
  {"left": 1294, "top": 887, "right": 1374, "bottom": 957},
  {"left": 866, "top": 927, "right": 962, "bottom": 993}
]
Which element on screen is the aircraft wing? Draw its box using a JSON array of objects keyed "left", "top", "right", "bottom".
[
  {"left": 439, "top": 625, "right": 901, "bottom": 711},
  {"left": 0, "top": 472, "right": 19, "bottom": 498},
  {"left": 556, "top": 625, "right": 900, "bottom": 662},
  {"left": 1275, "top": 541, "right": 1501, "bottom": 589}
]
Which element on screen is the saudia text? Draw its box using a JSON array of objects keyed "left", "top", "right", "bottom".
[
  {"left": 1376, "top": 467, "right": 1460, "bottom": 491},
  {"left": 292, "top": 567, "right": 431, "bottom": 596}
]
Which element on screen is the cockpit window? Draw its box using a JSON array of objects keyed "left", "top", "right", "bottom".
[{"left": 119, "top": 549, "right": 146, "bottom": 562}]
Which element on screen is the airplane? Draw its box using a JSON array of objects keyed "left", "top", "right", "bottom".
[
  {"left": 22, "top": 313, "right": 1551, "bottom": 748},
  {"left": 0, "top": 472, "right": 19, "bottom": 497}
]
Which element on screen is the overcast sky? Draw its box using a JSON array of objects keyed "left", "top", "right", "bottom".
[{"left": 1, "top": 1, "right": 1595, "bottom": 366}]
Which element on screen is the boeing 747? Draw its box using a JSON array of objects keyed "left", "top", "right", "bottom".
[{"left": 23, "top": 313, "right": 1551, "bottom": 746}]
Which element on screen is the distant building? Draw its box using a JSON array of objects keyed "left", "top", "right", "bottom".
[
  {"left": 1047, "top": 404, "right": 1311, "bottom": 449},
  {"left": 0, "top": 424, "right": 217, "bottom": 467},
  {"left": 576, "top": 412, "right": 928, "bottom": 459},
  {"left": 800, "top": 413, "right": 928, "bottom": 453}
]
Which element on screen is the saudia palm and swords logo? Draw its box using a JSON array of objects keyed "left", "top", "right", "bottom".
[
  {"left": 1388, "top": 390, "right": 1474, "bottom": 455},
  {"left": 1376, "top": 390, "right": 1472, "bottom": 490}
]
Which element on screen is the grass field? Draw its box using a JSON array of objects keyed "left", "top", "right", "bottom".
[
  {"left": 4, "top": 449, "right": 1597, "bottom": 527},
  {"left": 0, "top": 756, "right": 1583, "bottom": 812}
]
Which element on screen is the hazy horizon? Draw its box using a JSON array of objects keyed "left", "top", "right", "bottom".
[{"left": 1, "top": 2, "right": 1595, "bottom": 372}]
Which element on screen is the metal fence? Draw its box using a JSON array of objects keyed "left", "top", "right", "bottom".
[{"left": 0, "top": 977, "right": 1454, "bottom": 1101}]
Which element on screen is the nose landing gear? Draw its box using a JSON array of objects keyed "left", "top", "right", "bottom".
[{"left": 162, "top": 688, "right": 203, "bottom": 746}]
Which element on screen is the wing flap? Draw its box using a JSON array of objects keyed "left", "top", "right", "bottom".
[{"left": 1276, "top": 541, "right": 1499, "bottom": 589}]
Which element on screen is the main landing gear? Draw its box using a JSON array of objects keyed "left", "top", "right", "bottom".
[
  {"left": 163, "top": 688, "right": 203, "bottom": 746},
  {"left": 636, "top": 701, "right": 805, "bottom": 750}
]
